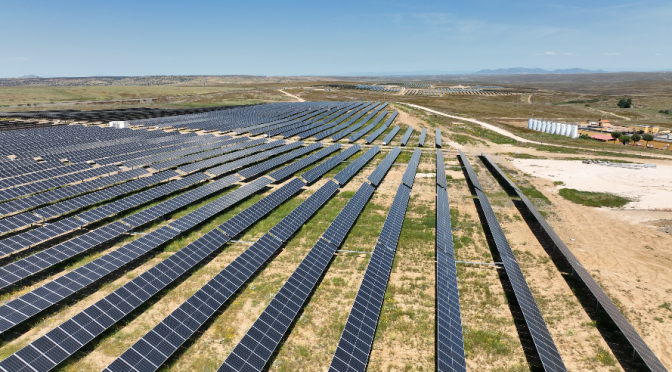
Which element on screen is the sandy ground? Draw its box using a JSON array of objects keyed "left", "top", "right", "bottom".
[{"left": 510, "top": 158, "right": 672, "bottom": 210}]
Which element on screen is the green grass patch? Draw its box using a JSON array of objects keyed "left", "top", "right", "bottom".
[
  {"left": 552, "top": 98, "right": 601, "bottom": 105},
  {"left": 504, "top": 152, "right": 547, "bottom": 159},
  {"left": 463, "top": 327, "right": 512, "bottom": 356},
  {"left": 558, "top": 188, "right": 631, "bottom": 208},
  {"left": 519, "top": 185, "right": 551, "bottom": 205}
]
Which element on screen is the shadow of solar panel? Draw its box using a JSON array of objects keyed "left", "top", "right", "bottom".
[
  {"left": 480, "top": 153, "right": 667, "bottom": 372},
  {"left": 302, "top": 144, "right": 361, "bottom": 184},
  {"left": 105, "top": 180, "right": 340, "bottom": 372},
  {"left": 238, "top": 142, "right": 320, "bottom": 180},
  {"left": 381, "top": 126, "right": 400, "bottom": 145},
  {"left": 401, "top": 148, "right": 421, "bottom": 188},
  {"left": 436, "top": 185, "right": 466, "bottom": 372},
  {"left": 268, "top": 144, "right": 341, "bottom": 183},
  {"left": 204, "top": 142, "right": 301, "bottom": 176},
  {"left": 334, "top": 146, "right": 380, "bottom": 186},
  {"left": 399, "top": 127, "right": 414, "bottom": 146},
  {"left": 367, "top": 147, "right": 401, "bottom": 186},
  {"left": 0, "top": 178, "right": 268, "bottom": 335},
  {"left": 418, "top": 128, "right": 427, "bottom": 147}
]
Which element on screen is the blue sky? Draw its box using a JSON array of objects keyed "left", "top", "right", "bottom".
[{"left": 1, "top": 0, "right": 670, "bottom": 77}]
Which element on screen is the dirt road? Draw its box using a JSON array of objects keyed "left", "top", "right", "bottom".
[{"left": 278, "top": 89, "right": 305, "bottom": 102}]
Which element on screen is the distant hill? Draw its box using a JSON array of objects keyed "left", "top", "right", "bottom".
[
  {"left": 18, "top": 75, "right": 41, "bottom": 79},
  {"left": 475, "top": 68, "right": 606, "bottom": 75}
]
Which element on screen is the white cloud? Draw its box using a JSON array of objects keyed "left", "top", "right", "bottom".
[
  {"left": 654, "top": 53, "right": 662, "bottom": 56},
  {"left": 545, "top": 52, "right": 557, "bottom": 55},
  {"left": 601, "top": 52, "right": 621, "bottom": 56}
]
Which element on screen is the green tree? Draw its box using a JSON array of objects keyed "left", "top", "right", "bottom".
[
  {"left": 579, "top": 134, "right": 591, "bottom": 139},
  {"left": 643, "top": 133, "right": 654, "bottom": 146},
  {"left": 610, "top": 131, "right": 622, "bottom": 142},
  {"left": 617, "top": 98, "right": 632, "bottom": 108},
  {"left": 631, "top": 133, "right": 641, "bottom": 145},
  {"left": 620, "top": 135, "right": 631, "bottom": 145}
]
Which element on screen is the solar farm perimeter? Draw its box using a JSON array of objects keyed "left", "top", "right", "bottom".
[{"left": 0, "top": 101, "right": 668, "bottom": 372}]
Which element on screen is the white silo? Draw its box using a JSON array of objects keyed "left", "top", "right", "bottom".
[
  {"left": 540, "top": 121, "right": 546, "bottom": 133},
  {"left": 549, "top": 122, "right": 556, "bottom": 134},
  {"left": 532, "top": 120, "right": 539, "bottom": 131},
  {"left": 543, "top": 121, "right": 550, "bottom": 133},
  {"left": 570, "top": 125, "right": 578, "bottom": 138},
  {"left": 528, "top": 118, "right": 533, "bottom": 129},
  {"left": 555, "top": 122, "right": 562, "bottom": 135},
  {"left": 560, "top": 124, "right": 567, "bottom": 136}
]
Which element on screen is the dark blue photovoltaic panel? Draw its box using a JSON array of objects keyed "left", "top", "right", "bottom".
[
  {"left": 204, "top": 142, "right": 302, "bottom": 176},
  {"left": 334, "top": 146, "right": 380, "bottom": 186},
  {"left": 179, "top": 140, "right": 283, "bottom": 174},
  {"left": 435, "top": 128, "right": 442, "bottom": 148},
  {"left": 104, "top": 180, "right": 340, "bottom": 372},
  {"left": 436, "top": 149, "right": 447, "bottom": 189},
  {"left": 347, "top": 111, "right": 387, "bottom": 143},
  {"left": 367, "top": 147, "right": 401, "bottom": 186},
  {"left": 381, "top": 126, "right": 400, "bottom": 145},
  {"left": 481, "top": 153, "right": 667, "bottom": 372},
  {"left": 301, "top": 144, "right": 361, "bottom": 184},
  {"left": 458, "top": 150, "right": 482, "bottom": 191},
  {"left": 436, "top": 185, "right": 466, "bottom": 372},
  {"left": 399, "top": 127, "right": 413, "bottom": 146},
  {"left": 364, "top": 110, "right": 397, "bottom": 144},
  {"left": 401, "top": 148, "right": 421, "bottom": 188},
  {"left": 418, "top": 128, "right": 427, "bottom": 147}
]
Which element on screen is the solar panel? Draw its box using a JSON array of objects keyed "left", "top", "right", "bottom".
[
  {"left": 480, "top": 153, "right": 667, "bottom": 372},
  {"left": 367, "top": 147, "right": 401, "bottom": 186},
  {"left": 347, "top": 111, "right": 388, "bottom": 143},
  {"left": 401, "top": 148, "right": 421, "bottom": 188},
  {"left": 268, "top": 143, "right": 342, "bottom": 182},
  {"left": 104, "top": 181, "right": 339, "bottom": 372},
  {"left": 436, "top": 128, "right": 442, "bottom": 148},
  {"left": 329, "top": 180, "right": 414, "bottom": 372},
  {"left": 334, "top": 146, "right": 380, "bottom": 186},
  {"left": 436, "top": 185, "right": 466, "bottom": 372},
  {"left": 399, "top": 127, "right": 414, "bottom": 146},
  {"left": 436, "top": 149, "right": 447, "bottom": 189},
  {"left": 457, "top": 150, "right": 483, "bottom": 191},
  {"left": 177, "top": 139, "right": 281, "bottom": 174},
  {"left": 301, "top": 144, "right": 361, "bottom": 184},
  {"left": 418, "top": 128, "right": 427, "bottom": 147},
  {"left": 219, "top": 182, "right": 375, "bottom": 372},
  {"left": 459, "top": 154, "right": 566, "bottom": 371},
  {"left": 381, "top": 126, "right": 400, "bottom": 145}
]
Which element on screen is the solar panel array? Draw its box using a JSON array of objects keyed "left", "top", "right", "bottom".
[
  {"left": 106, "top": 181, "right": 340, "bottom": 372},
  {"left": 202, "top": 141, "right": 302, "bottom": 176},
  {"left": 458, "top": 152, "right": 567, "bottom": 372},
  {"left": 219, "top": 182, "right": 376, "bottom": 372},
  {"left": 329, "top": 151, "right": 420, "bottom": 372},
  {"left": 347, "top": 110, "right": 388, "bottom": 143},
  {"left": 480, "top": 153, "right": 667, "bottom": 372},
  {"left": 364, "top": 110, "right": 398, "bottom": 144},
  {"left": 334, "top": 146, "right": 381, "bottom": 186},
  {"left": 269, "top": 143, "right": 342, "bottom": 182},
  {"left": 435, "top": 149, "right": 466, "bottom": 372},
  {"left": 238, "top": 142, "right": 320, "bottom": 180}
]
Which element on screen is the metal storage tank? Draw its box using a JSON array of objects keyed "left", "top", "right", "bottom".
[
  {"left": 560, "top": 124, "right": 567, "bottom": 136},
  {"left": 528, "top": 118, "right": 533, "bottom": 129},
  {"left": 571, "top": 125, "right": 579, "bottom": 138}
]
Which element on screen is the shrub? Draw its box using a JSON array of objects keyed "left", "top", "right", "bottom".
[
  {"left": 610, "top": 131, "right": 622, "bottom": 140},
  {"left": 617, "top": 98, "right": 632, "bottom": 108}
]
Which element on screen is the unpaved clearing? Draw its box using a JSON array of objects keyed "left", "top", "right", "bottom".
[
  {"left": 510, "top": 158, "right": 672, "bottom": 210},
  {"left": 278, "top": 89, "right": 305, "bottom": 102}
]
